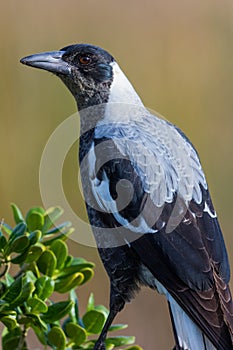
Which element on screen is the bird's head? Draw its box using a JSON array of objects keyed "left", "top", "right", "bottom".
[{"left": 20, "top": 44, "right": 116, "bottom": 110}]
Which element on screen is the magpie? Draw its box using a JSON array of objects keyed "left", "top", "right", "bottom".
[{"left": 20, "top": 44, "right": 233, "bottom": 350}]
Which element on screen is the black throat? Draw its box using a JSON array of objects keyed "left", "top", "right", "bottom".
[{"left": 59, "top": 73, "right": 112, "bottom": 112}]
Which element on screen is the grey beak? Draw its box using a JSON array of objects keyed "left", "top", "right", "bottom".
[{"left": 20, "top": 50, "right": 70, "bottom": 75}]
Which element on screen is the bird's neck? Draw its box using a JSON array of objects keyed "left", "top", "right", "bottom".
[
  {"left": 107, "top": 62, "right": 143, "bottom": 107},
  {"left": 78, "top": 62, "right": 144, "bottom": 131},
  {"left": 96, "top": 62, "right": 144, "bottom": 125}
]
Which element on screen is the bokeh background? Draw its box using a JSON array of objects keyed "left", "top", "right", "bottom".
[{"left": 1, "top": 0, "right": 233, "bottom": 349}]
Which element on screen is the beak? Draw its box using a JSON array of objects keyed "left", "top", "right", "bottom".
[{"left": 20, "top": 50, "right": 71, "bottom": 75}]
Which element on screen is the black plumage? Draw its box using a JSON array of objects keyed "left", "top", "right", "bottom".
[{"left": 20, "top": 43, "right": 233, "bottom": 350}]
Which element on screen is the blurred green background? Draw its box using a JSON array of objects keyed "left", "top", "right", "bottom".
[{"left": 1, "top": 0, "right": 233, "bottom": 348}]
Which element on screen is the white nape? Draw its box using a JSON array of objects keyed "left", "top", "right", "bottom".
[
  {"left": 100, "top": 62, "right": 144, "bottom": 124},
  {"left": 108, "top": 62, "right": 143, "bottom": 105}
]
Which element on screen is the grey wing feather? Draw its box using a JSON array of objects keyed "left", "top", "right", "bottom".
[{"left": 95, "top": 111, "right": 207, "bottom": 208}]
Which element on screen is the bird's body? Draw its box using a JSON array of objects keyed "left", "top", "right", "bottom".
[{"left": 21, "top": 44, "right": 233, "bottom": 350}]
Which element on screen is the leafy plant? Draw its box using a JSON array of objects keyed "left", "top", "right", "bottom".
[{"left": 0, "top": 204, "right": 142, "bottom": 350}]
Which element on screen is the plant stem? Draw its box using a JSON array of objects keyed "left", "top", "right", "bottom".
[{"left": 16, "top": 326, "right": 27, "bottom": 350}]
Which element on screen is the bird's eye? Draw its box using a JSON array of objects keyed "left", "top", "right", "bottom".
[{"left": 79, "top": 55, "right": 92, "bottom": 65}]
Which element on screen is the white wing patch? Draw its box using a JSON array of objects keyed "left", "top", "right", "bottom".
[{"left": 87, "top": 142, "right": 156, "bottom": 233}]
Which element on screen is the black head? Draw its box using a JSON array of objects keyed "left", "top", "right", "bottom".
[{"left": 20, "top": 44, "right": 115, "bottom": 110}]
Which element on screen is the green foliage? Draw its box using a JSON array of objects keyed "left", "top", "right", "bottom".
[{"left": 0, "top": 204, "right": 142, "bottom": 350}]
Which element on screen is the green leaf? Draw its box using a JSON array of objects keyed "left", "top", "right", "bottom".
[
  {"left": 69, "top": 289, "right": 79, "bottom": 323},
  {"left": 35, "top": 276, "right": 54, "bottom": 300},
  {"left": 5, "top": 224, "right": 28, "bottom": 258},
  {"left": 4, "top": 273, "right": 14, "bottom": 287},
  {"left": 42, "top": 300, "right": 73, "bottom": 323},
  {"left": 24, "top": 270, "right": 37, "bottom": 284},
  {"left": 79, "top": 268, "right": 94, "bottom": 285},
  {"left": 27, "top": 296, "right": 48, "bottom": 313},
  {"left": 29, "top": 230, "right": 42, "bottom": 245},
  {"left": 109, "top": 323, "right": 128, "bottom": 332},
  {"left": 78, "top": 340, "right": 95, "bottom": 349},
  {"left": 8, "top": 235, "right": 29, "bottom": 254},
  {"left": 37, "top": 250, "right": 57, "bottom": 277},
  {"left": 0, "top": 300, "right": 9, "bottom": 312},
  {"left": 125, "top": 346, "right": 143, "bottom": 350},
  {"left": 82, "top": 309, "right": 106, "bottom": 334},
  {"left": 26, "top": 207, "right": 45, "bottom": 217},
  {"left": 46, "top": 221, "right": 72, "bottom": 235},
  {"left": 57, "top": 262, "right": 95, "bottom": 279},
  {"left": 9, "top": 281, "right": 35, "bottom": 308},
  {"left": 25, "top": 245, "right": 43, "bottom": 263},
  {"left": 71, "top": 257, "right": 91, "bottom": 264},
  {"left": 10, "top": 247, "right": 30, "bottom": 264},
  {"left": 55, "top": 272, "right": 84, "bottom": 293},
  {"left": 2, "top": 276, "right": 34, "bottom": 308},
  {"left": 26, "top": 209, "right": 44, "bottom": 232},
  {"left": 8, "top": 222, "right": 27, "bottom": 244},
  {"left": 10, "top": 203, "right": 24, "bottom": 224},
  {"left": 2, "top": 276, "right": 23, "bottom": 303},
  {"left": 0, "top": 315, "right": 18, "bottom": 330},
  {"left": 43, "top": 229, "right": 74, "bottom": 245},
  {"left": 0, "top": 310, "right": 17, "bottom": 317},
  {"left": 64, "top": 255, "right": 73, "bottom": 267},
  {"left": 87, "top": 293, "right": 95, "bottom": 311},
  {"left": 48, "top": 326, "right": 66, "bottom": 350},
  {"left": 105, "top": 336, "right": 135, "bottom": 347},
  {"left": 31, "top": 323, "right": 47, "bottom": 344},
  {"left": 94, "top": 305, "right": 109, "bottom": 319},
  {"left": 1, "top": 273, "right": 35, "bottom": 306},
  {"left": 0, "top": 233, "right": 7, "bottom": 250},
  {"left": 18, "top": 316, "right": 33, "bottom": 326},
  {"left": 43, "top": 206, "right": 64, "bottom": 232},
  {"left": 20, "top": 313, "right": 47, "bottom": 331},
  {"left": 2, "top": 327, "right": 27, "bottom": 350},
  {"left": 50, "top": 240, "right": 68, "bottom": 269},
  {"left": 1, "top": 223, "right": 12, "bottom": 235},
  {"left": 65, "top": 322, "right": 86, "bottom": 346}
]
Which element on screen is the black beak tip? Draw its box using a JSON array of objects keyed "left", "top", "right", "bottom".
[
  {"left": 20, "top": 57, "right": 28, "bottom": 65},
  {"left": 20, "top": 55, "right": 37, "bottom": 67}
]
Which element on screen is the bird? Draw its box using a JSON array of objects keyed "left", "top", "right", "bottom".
[{"left": 20, "top": 43, "right": 233, "bottom": 350}]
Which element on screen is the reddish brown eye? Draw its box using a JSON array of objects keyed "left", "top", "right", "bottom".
[{"left": 79, "top": 56, "right": 91, "bottom": 65}]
